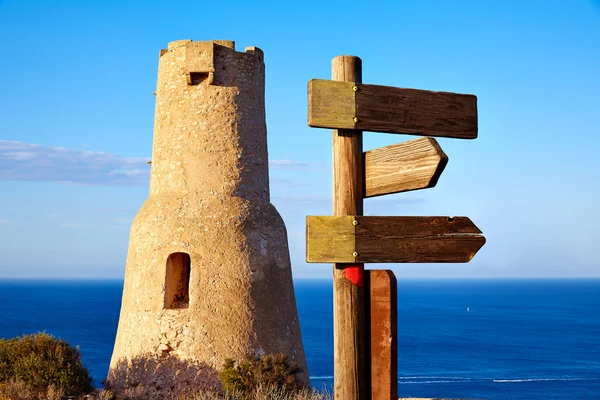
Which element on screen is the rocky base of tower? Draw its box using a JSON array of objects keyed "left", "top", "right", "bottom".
[{"left": 107, "top": 354, "right": 219, "bottom": 399}]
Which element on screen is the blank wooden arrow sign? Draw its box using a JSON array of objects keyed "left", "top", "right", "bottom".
[
  {"left": 364, "top": 137, "right": 448, "bottom": 198},
  {"left": 308, "top": 79, "right": 478, "bottom": 139},
  {"left": 306, "top": 216, "right": 485, "bottom": 263}
]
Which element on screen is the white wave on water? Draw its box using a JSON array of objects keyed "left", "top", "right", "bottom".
[
  {"left": 311, "top": 375, "right": 486, "bottom": 382},
  {"left": 493, "top": 378, "right": 595, "bottom": 383},
  {"left": 399, "top": 380, "right": 486, "bottom": 384},
  {"left": 311, "top": 375, "right": 598, "bottom": 384},
  {"left": 398, "top": 376, "right": 491, "bottom": 384},
  {"left": 398, "top": 376, "right": 489, "bottom": 380}
]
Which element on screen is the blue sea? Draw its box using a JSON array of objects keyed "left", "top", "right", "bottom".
[{"left": 0, "top": 279, "right": 598, "bottom": 399}]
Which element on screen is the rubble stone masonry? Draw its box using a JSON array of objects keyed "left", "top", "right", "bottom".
[{"left": 108, "top": 40, "right": 307, "bottom": 395}]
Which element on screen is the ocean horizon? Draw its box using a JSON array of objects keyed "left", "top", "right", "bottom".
[{"left": 1, "top": 278, "right": 598, "bottom": 399}]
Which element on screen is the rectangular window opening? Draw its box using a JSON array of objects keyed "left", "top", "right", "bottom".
[
  {"left": 165, "top": 252, "right": 191, "bottom": 309},
  {"left": 189, "top": 72, "right": 209, "bottom": 85}
]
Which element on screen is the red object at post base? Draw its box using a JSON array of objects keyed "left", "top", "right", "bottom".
[{"left": 344, "top": 264, "right": 365, "bottom": 286}]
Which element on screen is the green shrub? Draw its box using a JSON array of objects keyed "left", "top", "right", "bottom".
[
  {"left": 218, "top": 353, "right": 307, "bottom": 398},
  {"left": 0, "top": 333, "right": 93, "bottom": 398}
]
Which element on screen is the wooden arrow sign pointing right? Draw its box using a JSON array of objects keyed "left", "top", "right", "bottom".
[
  {"left": 306, "top": 216, "right": 485, "bottom": 264},
  {"left": 365, "top": 137, "right": 448, "bottom": 198},
  {"left": 308, "top": 79, "right": 478, "bottom": 139}
]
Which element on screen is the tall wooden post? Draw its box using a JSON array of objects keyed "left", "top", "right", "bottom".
[{"left": 332, "top": 55, "right": 366, "bottom": 400}]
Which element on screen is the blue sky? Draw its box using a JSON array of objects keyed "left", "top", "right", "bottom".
[{"left": 0, "top": 0, "right": 598, "bottom": 279}]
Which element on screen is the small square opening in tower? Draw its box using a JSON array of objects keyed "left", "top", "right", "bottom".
[{"left": 165, "top": 252, "right": 191, "bottom": 309}]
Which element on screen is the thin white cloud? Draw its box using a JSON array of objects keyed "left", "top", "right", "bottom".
[
  {"left": 0, "top": 219, "right": 10, "bottom": 224},
  {"left": 270, "top": 178, "right": 308, "bottom": 187},
  {"left": 0, "top": 140, "right": 150, "bottom": 186},
  {"left": 0, "top": 141, "right": 324, "bottom": 187},
  {"left": 269, "top": 159, "right": 325, "bottom": 171},
  {"left": 269, "top": 159, "right": 308, "bottom": 169}
]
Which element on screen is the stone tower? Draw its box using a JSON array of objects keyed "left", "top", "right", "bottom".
[{"left": 108, "top": 40, "right": 307, "bottom": 394}]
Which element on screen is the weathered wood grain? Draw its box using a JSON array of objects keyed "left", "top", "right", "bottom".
[
  {"left": 356, "top": 83, "right": 477, "bottom": 139},
  {"left": 365, "top": 270, "right": 398, "bottom": 400},
  {"left": 306, "top": 216, "right": 355, "bottom": 263},
  {"left": 308, "top": 79, "right": 478, "bottom": 139},
  {"left": 331, "top": 55, "right": 367, "bottom": 400},
  {"left": 355, "top": 216, "right": 485, "bottom": 263},
  {"left": 309, "top": 79, "right": 356, "bottom": 130},
  {"left": 305, "top": 216, "right": 485, "bottom": 263},
  {"left": 364, "top": 137, "right": 448, "bottom": 198}
]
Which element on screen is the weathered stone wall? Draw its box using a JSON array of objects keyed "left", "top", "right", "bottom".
[{"left": 108, "top": 40, "right": 307, "bottom": 394}]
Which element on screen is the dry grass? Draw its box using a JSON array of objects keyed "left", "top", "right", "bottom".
[
  {"left": 0, "top": 380, "right": 70, "bottom": 400},
  {"left": 0, "top": 380, "right": 38, "bottom": 400},
  {"left": 94, "top": 384, "right": 333, "bottom": 400},
  {"left": 0, "top": 383, "right": 333, "bottom": 400}
]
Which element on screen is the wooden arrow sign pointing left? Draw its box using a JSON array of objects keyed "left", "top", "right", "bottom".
[{"left": 306, "top": 215, "right": 485, "bottom": 263}]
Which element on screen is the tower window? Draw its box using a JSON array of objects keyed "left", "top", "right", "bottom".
[{"left": 165, "top": 252, "right": 191, "bottom": 309}]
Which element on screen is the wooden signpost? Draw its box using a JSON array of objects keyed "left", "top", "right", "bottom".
[{"left": 306, "top": 55, "right": 486, "bottom": 400}]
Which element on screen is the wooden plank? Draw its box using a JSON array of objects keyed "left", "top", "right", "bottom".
[
  {"left": 305, "top": 216, "right": 485, "bottom": 263},
  {"left": 307, "top": 79, "right": 478, "bottom": 139},
  {"left": 308, "top": 79, "right": 356, "bottom": 130},
  {"left": 365, "top": 270, "right": 398, "bottom": 400},
  {"left": 364, "top": 137, "right": 448, "bottom": 198},
  {"left": 306, "top": 216, "right": 355, "bottom": 263},
  {"left": 331, "top": 55, "right": 367, "bottom": 400},
  {"left": 355, "top": 216, "right": 484, "bottom": 263},
  {"left": 356, "top": 83, "right": 478, "bottom": 139}
]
